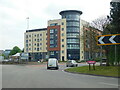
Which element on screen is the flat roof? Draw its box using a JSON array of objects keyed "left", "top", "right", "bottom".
[
  {"left": 26, "top": 28, "right": 47, "bottom": 32},
  {"left": 59, "top": 10, "right": 82, "bottom": 15}
]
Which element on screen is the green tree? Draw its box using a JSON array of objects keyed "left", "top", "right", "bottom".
[
  {"left": 103, "top": 1, "right": 120, "bottom": 66},
  {"left": 9, "top": 46, "right": 22, "bottom": 55}
]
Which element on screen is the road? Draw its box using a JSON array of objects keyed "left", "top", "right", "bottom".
[{"left": 1, "top": 63, "right": 119, "bottom": 88}]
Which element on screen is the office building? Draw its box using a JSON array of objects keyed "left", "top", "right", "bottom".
[{"left": 24, "top": 10, "right": 102, "bottom": 61}]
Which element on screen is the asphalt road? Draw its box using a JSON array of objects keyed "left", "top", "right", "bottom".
[{"left": 1, "top": 63, "right": 119, "bottom": 88}]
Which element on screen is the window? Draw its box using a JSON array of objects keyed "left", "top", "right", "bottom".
[
  {"left": 26, "top": 35, "right": 28, "bottom": 38},
  {"left": 34, "top": 39, "right": 36, "bottom": 41},
  {"left": 29, "top": 48, "right": 31, "bottom": 50},
  {"left": 34, "top": 34, "right": 36, "bottom": 37},
  {"left": 62, "top": 50, "right": 64, "bottom": 53},
  {"left": 26, "top": 44, "right": 28, "bottom": 47},
  {"left": 37, "top": 39, "right": 39, "bottom": 42},
  {"left": 50, "top": 23, "right": 58, "bottom": 26},
  {"left": 37, "top": 48, "right": 39, "bottom": 51},
  {"left": 67, "top": 39, "right": 79, "bottom": 43},
  {"left": 62, "top": 45, "right": 64, "bottom": 47},
  {"left": 62, "top": 39, "right": 64, "bottom": 42},
  {"left": 37, "top": 34, "right": 39, "bottom": 37},
  {"left": 62, "top": 22, "right": 64, "bottom": 25},
  {"left": 40, "top": 34, "right": 42, "bottom": 36},
  {"left": 40, "top": 43, "right": 42, "bottom": 45},
  {"left": 34, "top": 48, "right": 36, "bottom": 50},
  {"left": 29, "top": 44, "right": 31, "bottom": 46},
  {"left": 50, "top": 29, "right": 54, "bottom": 33},
  {"left": 37, "top": 43, "right": 39, "bottom": 47},
  {"left": 62, "top": 28, "right": 64, "bottom": 31},
  {"left": 29, "top": 35, "right": 31, "bottom": 37},
  {"left": 40, "top": 38, "right": 42, "bottom": 41},
  {"left": 62, "top": 33, "right": 64, "bottom": 36},
  {"left": 26, "top": 40, "right": 28, "bottom": 43},
  {"left": 29, "top": 39, "right": 31, "bottom": 42},
  {"left": 50, "top": 51, "right": 54, "bottom": 55},
  {"left": 50, "top": 40, "right": 54, "bottom": 44},
  {"left": 34, "top": 43, "right": 36, "bottom": 46}
]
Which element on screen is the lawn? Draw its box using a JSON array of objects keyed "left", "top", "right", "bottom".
[{"left": 65, "top": 66, "right": 120, "bottom": 77}]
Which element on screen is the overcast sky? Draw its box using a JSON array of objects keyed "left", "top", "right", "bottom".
[{"left": 0, "top": 0, "right": 111, "bottom": 50}]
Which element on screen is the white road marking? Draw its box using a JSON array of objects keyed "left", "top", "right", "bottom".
[{"left": 99, "top": 82, "right": 119, "bottom": 87}]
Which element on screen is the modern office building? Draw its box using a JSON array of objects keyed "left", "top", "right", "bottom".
[{"left": 24, "top": 10, "right": 103, "bottom": 61}]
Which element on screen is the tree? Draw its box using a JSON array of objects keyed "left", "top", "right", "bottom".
[
  {"left": 9, "top": 46, "right": 22, "bottom": 55},
  {"left": 103, "top": 1, "right": 120, "bottom": 66},
  {"left": 90, "top": 16, "right": 110, "bottom": 31}
]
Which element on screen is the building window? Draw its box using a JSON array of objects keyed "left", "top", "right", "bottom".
[
  {"left": 62, "top": 22, "right": 64, "bottom": 25},
  {"left": 62, "top": 33, "right": 64, "bottom": 36},
  {"left": 37, "top": 48, "right": 39, "bottom": 51},
  {"left": 35, "top": 39, "right": 36, "bottom": 41},
  {"left": 29, "top": 44, "right": 31, "bottom": 46},
  {"left": 50, "top": 23, "right": 58, "bottom": 26},
  {"left": 50, "top": 29, "right": 54, "bottom": 33},
  {"left": 62, "top": 50, "right": 64, "bottom": 53},
  {"left": 37, "top": 39, "right": 39, "bottom": 42},
  {"left": 62, "top": 39, "right": 64, "bottom": 42},
  {"left": 62, "top": 28, "right": 64, "bottom": 31},
  {"left": 29, "top": 35, "right": 31, "bottom": 37},
  {"left": 29, "top": 39, "right": 31, "bottom": 42},
  {"left": 50, "top": 40, "right": 54, "bottom": 44},
  {"left": 34, "top": 48, "right": 36, "bottom": 50},
  {"left": 50, "top": 51, "right": 54, "bottom": 55},
  {"left": 26, "top": 35, "right": 28, "bottom": 38},
  {"left": 37, "top": 43, "right": 39, "bottom": 47},
  {"left": 34, "top": 34, "right": 36, "bottom": 37},
  {"left": 26, "top": 44, "right": 28, "bottom": 47},
  {"left": 62, "top": 45, "right": 64, "bottom": 47},
  {"left": 37, "top": 34, "right": 39, "bottom": 37},
  {"left": 29, "top": 48, "right": 31, "bottom": 50},
  {"left": 34, "top": 43, "right": 36, "bottom": 46},
  {"left": 40, "top": 34, "right": 42, "bottom": 36},
  {"left": 40, "top": 38, "right": 42, "bottom": 41},
  {"left": 40, "top": 43, "right": 42, "bottom": 45},
  {"left": 26, "top": 40, "right": 28, "bottom": 43}
]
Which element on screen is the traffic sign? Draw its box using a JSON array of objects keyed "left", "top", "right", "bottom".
[{"left": 97, "top": 34, "right": 120, "bottom": 45}]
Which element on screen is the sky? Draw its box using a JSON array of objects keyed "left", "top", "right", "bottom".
[{"left": 0, "top": 0, "right": 112, "bottom": 50}]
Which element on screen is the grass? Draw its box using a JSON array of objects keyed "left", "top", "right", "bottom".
[{"left": 65, "top": 66, "right": 120, "bottom": 77}]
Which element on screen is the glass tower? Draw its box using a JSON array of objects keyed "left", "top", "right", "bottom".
[{"left": 59, "top": 10, "right": 82, "bottom": 60}]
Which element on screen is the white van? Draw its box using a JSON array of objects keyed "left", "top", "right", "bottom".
[{"left": 47, "top": 58, "right": 59, "bottom": 69}]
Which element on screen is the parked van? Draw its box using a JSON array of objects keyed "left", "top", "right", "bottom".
[{"left": 47, "top": 58, "right": 59, "bottom": 69}]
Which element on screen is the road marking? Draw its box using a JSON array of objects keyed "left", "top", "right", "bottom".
[{"left": 99, "top": 82, "right": 119, "bottom": 87}]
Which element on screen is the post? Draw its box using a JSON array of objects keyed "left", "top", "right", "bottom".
[
  {"left": 100, "top": 46, "right": 102, "bottom": 66},
  {"left": 89, "top": 64, "right": 91, "bottom": 70},
  {"left": 26, "top": 17, "right": 29, "bottom": 29},
  {"left": 115, "top": 45, "right": 117, "bottom": 65}
]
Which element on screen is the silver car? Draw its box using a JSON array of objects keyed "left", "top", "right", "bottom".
[{"left": 66, "top": 60, "right": 78, "bottom": 67}]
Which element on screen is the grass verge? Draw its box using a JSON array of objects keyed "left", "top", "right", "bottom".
[{"left": 64, "top": 66, "right": 120, "bottom": 77}]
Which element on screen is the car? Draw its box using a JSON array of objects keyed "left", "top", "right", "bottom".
[
  {"left": 66, "top": 60, "right": 78, "bottom": 67},
  {"left": 47, "top": 58, "right": 59, "bottom": 70},
  {"left": 2, "top": 59, "right": 10, "bottom": 64}
]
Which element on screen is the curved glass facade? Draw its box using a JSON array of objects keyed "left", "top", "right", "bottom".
[{"left": 60, "top": 10, "right": 82, "bottom": 60}]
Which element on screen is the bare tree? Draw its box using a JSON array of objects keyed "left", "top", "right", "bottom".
[{"left": 90, "top": 16, "right": 110, "bottom": 31}]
